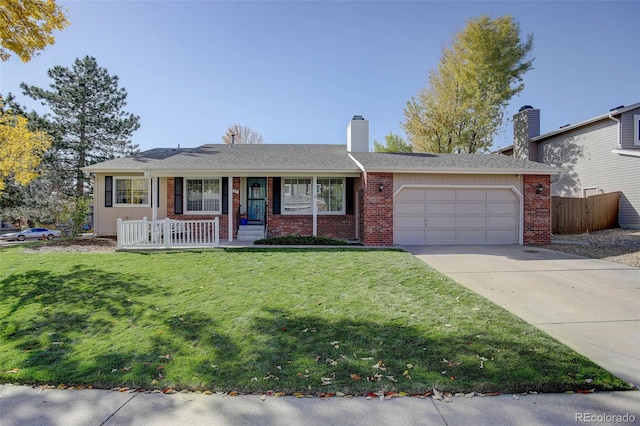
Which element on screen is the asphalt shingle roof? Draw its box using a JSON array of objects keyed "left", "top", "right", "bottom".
[
  {"left": 83, "top": 144, "right": 564, "bottom": 175},
  {"left": 350, "top": 152, "right": 564, "bottom": 174}
]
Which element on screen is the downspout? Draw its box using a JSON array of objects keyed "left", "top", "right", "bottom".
[
  {"left": 228, "top": 176, "right": 233, "bottom": 242},
  {"left": 607, "top": 113, "right": 621, "bottom": 147},
  {"left": 348, "top": 153, "right": 366, "bottom": 242},
  {"left": 312, "top": 176, "right": 318, "bottom": 237}
]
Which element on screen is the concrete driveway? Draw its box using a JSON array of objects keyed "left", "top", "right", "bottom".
[{"left": 405, "top": 245, "right": 640, "bottom": 386}]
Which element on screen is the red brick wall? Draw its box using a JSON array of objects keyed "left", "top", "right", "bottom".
[
  {"left": 266, "top": 177, "right": 356, "bottom": 240},
  {"left": 523, "top": 174, "right": 551, "bottom": 246},
  {"left": 361, "top": 172, "right": 393, "bottom": 246}
]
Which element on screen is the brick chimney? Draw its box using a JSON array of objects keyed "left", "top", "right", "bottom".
[
  {"left": 513, "top": 106, "right": 540, "bottom": 162},
  {"left": 347, "top": 115, "right": 369, "bottom": 152}
]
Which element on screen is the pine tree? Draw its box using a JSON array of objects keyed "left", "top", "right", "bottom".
[{"left": 21, "top": 56, "right": 140, "bottom": 197}]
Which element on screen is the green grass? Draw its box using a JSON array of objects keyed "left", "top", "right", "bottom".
[{"left": 0, "top": 244, "right": 631, "bottom": 395}]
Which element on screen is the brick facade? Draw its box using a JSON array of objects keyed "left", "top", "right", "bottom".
[
  {"left": 523, "top": 174, "right": 551, "bottom": 246},
  {"left": 166, "top": 177, "right": 241, "bottom": 240},
  {"left": 164, "top": 174, "right": 551, "bottom": 247},
  {"left": 360, "top": 172, "right": 393, "bottom": 246},
  {"left": 266, "top": 177, "right": 356, "bottom": 240}
]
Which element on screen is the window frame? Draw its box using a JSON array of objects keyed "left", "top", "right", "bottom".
[
  {"left": 281, "top": 177, "right": 346, "bottom": 215},
  {"left": 633, "top": 114, "right": 640, "bottom": 146},
  {"left": 184, "top": 177, "right": 222, "bottom": 215},
  {"left": 113, "top": 177, "right": 151, "bottom": 207}
]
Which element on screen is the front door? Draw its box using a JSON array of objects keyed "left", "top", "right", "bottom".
[{"left": 247, "top": 177, "right": 266, "bottom": 223}]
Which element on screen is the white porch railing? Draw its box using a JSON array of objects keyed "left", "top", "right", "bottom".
[{"left": 117, "top": 217, "right": 219, "bottom": 249}]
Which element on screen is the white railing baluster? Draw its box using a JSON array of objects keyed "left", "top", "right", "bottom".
[{"left": 116, "top": 217, "right": 220, "bottom": 249}]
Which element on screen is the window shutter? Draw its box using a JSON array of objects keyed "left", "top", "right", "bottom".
[
  {"left": 222, "top": 177, "right": 229, "bottom": 214},
  {"left": 272, "top": 177, "right": 281, "bottom": 214},
  {"left": 105, "top": 176, "right": 113, "bottom": 207},
  {"left": 346, "top": 177, "right": 354, "bottom": 214},
  {"left": 174, "top": 177, "right": 183, "bottom": 214}
]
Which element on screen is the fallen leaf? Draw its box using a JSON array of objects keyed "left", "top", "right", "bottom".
[
  {"left": 228, "top": 391, "right": 239, "bottom": 396},
  {"left": 450, "top": 376, "right": 456, "bottom": 381},
  {"left": 158, "top": 355, "right": 171, "bottom": 359},
  {"left": 336, "top": 391, "right": 346, "bottom": 397},
  {"left": 350, "top": 374, "right": 362, "bottom": 381},
  {"left": 203, "top": 390, "right": 213, "bottom": 395},
  {"left": 293, "top": 392, "right": 305, "bottom": 398},
  {"left": 384, "top": 391, "right": 398, "bottom": 400},
  {"left": 365, "top": 392, "right": 377, "bottom": 400},
  {"left": 406, "top": 363, "right": 414, "bottom": 369},
  {"left": 162, "top": 388, "right": 176, "bottom": 394},
  {"left": 5, "top": 369, "right": 20, "bottom": 374},
  {"left": 118, "top": 387, "right": 130, "bottom": 393},
  {"left": 432, "top": 389, "right": 443, "bottom": 400},
  {"left": 577, "top": 389, "right": 595, "bottom": 394},
  {"left": 260, "top": 394, "right": 267, "bottom": 401},
  {"left": 386, "top": 375, "right": 397, "bottom": 382},
  {"left": 151, "top": 379, "right": 159, "bottom": 385},
  {"left": 156, "top": 365, "right": 164, "bottom": 370},
  {"left": 122, "top": 366, "right": 132, "bottom": 372},
  {"left": 465, "top": 392, "right": 475, "bottom": 398}
]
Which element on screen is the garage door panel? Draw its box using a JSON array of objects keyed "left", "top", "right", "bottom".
[
  {"left": 394, "top": 229, "right": 426, "bottom": 244},
  {"left": 488, "top": 216, "right": 517, "bottom": 228},
  {"left": 396, "top": 189, "right": 425, "bottom": 201},
  {"left": 396, "top": 216, "right": 428, "bottom": 228},
  {"left": 457, "top": 203, "right": 487, "bottom": 214},
  {"left": 396, "top": 202, "right": 425, "bottom": 215},
  {"left": 456, "top": 190, "right": 487, "bottom": 201},
  {"left": 394, "top": 187, "right": 520, "bottom": 245},
  {"left": 427, "top": 216, "right": 456, "bottom": 228},
  {"left": 488, "top": 190, "right": 516, "bottom": 201},
  {"left": 488, "top": 230, "right": 518, "bottom": 242},
  {"left": 488, "top": 203, "right": 518, "bottom": 215},
  {"left": 425, "top": 203, "right": 456, "bottom": 214},
  {"left": 426, "top": 189, "right": 456, "bottom": 201},
  {"left": 425, "top": 230, "right": 456, "bottom": 243},
  {"left": 456, "top": 230, "right": 487, "bottom": 242},
  {"left": 457, "top": 217, "right": 487, "bottom": 227}
]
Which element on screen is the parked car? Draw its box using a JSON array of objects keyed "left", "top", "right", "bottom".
[{"left": 0, "top": 228, "right": 62, "bottom": 241}]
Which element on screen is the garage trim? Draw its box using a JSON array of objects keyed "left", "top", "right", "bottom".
[{"left": 393, "top": 184, "right": 524, "bottom": 245}]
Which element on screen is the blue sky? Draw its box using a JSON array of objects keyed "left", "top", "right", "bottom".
[{"left": 1, "top": 1, "right": 639, "bottom": 152}]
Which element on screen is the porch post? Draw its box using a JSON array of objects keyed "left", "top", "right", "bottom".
[
  {"left": 228, "top": 176, "right": 233, "bottom": 242},
  {"left": 151, "top": 174, "right": 158, "bottom": 221},
  {"left": 312, "top": 176, "right": 318, "bottom": 237}
]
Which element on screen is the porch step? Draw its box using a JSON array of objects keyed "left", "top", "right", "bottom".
[{"left": 236, "top": 225, "right": 265, "bottom": 242}]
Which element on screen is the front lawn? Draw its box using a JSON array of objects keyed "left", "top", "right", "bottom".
[{"left": 0, "top": 245, "right": 631, "bottom": 394}]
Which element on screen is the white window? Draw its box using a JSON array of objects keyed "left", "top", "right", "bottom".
[
  {"left": 283, "top": 178, "right": 312, "bottom": 213},
  {"left": 634, "top": 115, "right": 640, "bottom": 146},
  {"left": 186, "top": 178, "right": 221, "bottom": 214},
  {"left": 316, "top": 178, "right": 344, "bottom": 213},
  {"left": 114, "top": 177, "right": 150, "bottom": 206},
  {"left": 282, "top": 178, "right": 345, "bottom": 214}
]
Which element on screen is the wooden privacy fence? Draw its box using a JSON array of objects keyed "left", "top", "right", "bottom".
[{"left": 552, "top": 192, "right": 620, "bottom": 235}]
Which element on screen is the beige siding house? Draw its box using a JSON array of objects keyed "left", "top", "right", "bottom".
[{"left": 501, "top": 103, "right": 640, "bottom": 229}]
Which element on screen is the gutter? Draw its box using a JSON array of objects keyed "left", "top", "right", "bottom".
[
  {"left": 348, "top": 153, "right": 366, "bottom": 172},
  {"left": 607, "top": 113, "right": 621, "bottom": 147}
]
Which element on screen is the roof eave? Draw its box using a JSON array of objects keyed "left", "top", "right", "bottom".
[{"left": 363, "top": 167, "right": 565, "bottom": 175}]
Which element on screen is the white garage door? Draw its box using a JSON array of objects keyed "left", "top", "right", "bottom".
[{"left": 394, "top": 187, "right": 520, "bottom": 245}]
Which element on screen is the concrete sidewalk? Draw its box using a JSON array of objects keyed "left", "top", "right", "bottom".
[
  {"left": 406, "top": 245, "right": 640, "bottom": 387},
  {"left": 1, "top": 384, "right": 639, "bottom": 426}
]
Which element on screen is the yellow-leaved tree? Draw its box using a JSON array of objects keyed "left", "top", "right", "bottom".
[
  {"left": 0, "top": 98, "right": 51, "bottom": 192},
  {"left": 0, "top": 0, "right": 69, "bottom": 62}
]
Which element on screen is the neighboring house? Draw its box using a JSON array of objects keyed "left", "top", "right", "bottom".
[
  {"left": 83, "top": 117, "right": 562, "bottom": 246},
  {"left": 499, "top": 103, "right": 640, "bottom": 229}
]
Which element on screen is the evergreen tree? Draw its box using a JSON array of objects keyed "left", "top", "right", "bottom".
[
  {"left": 21, "top": 56, "right": 140, "bottom": 197},
  {"left": 403, "top": 15, "right": 533, "bottom": 153}
]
